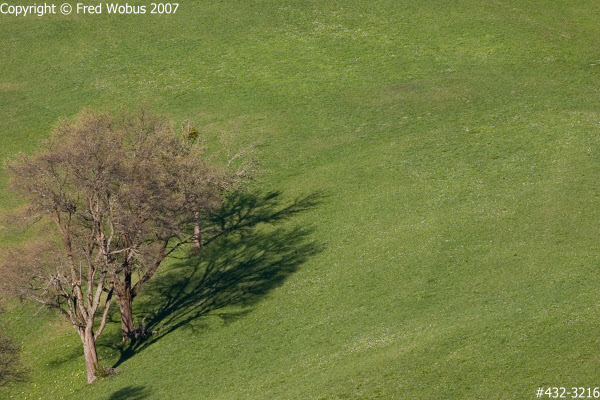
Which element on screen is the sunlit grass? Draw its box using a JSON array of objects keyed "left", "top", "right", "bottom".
[{"left": 2, "top": 0, "right": 600, "bottom": 398}]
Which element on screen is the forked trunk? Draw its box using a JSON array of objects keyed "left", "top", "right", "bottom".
[{"left": 79, "top": 327, "right": 99, "bottom": 384}]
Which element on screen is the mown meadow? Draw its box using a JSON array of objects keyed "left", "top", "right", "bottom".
[{"left": 2, "top": 1, "right": 600, "bottom": 398}]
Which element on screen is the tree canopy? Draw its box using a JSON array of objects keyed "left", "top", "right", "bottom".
[{"left": 1, "top": 107, "right": 255, "bottom": 383}]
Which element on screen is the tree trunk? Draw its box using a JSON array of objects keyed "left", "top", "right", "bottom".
[
  {"left": 115, "top": 266, "right": 136, "bottom": 343},
  {"left": 193, "top": 211, "right": 202, "bottom": 249},
  {"left": 79, "top": 327, "right": 99, "bottom": 384},
  {"left": 118, "top": 289, "right": 135, "bottom": 343}
]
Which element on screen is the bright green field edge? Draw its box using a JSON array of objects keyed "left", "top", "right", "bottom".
[{"left": 2, "top": 1, "right": 600, "bottom": 398}]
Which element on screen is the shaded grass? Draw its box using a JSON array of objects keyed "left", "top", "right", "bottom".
[{"left": 99, "top": 191, "right": 323, "bottom": 367}]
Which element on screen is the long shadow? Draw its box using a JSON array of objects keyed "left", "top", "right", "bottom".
[
  {"left": 107, "top": 386, "right": 150, "bottom": 400},
  {"left": 105, "top": 191, "right": 323, "bottom": 367}
]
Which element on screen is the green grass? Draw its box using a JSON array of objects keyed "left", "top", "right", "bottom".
[{"left": 2, "top": 0, "right": 600, "bottom": 398}]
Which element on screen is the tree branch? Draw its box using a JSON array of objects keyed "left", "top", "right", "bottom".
[{"left": 94, "top": 287, "right": 113, "bottom": 340}]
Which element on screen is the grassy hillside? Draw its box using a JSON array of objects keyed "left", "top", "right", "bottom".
[{"left": 2, "top": 1, "right": 600, "bottom": 398}]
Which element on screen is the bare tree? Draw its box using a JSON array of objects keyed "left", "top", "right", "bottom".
[{"left": 1, "top": 107, "right": 254, "bottom": 382}]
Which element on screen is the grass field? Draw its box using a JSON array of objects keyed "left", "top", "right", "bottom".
[{"left": 2, "top": 0, "right": 600, "bottom": 398}]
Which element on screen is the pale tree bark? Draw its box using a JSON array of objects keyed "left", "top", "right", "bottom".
[
  {"left": 79, "top": 326, "right": 99, "bottom": 384},
  {"left": 74, "top": 285, "right": 112, "bottom": 383},
  {"left": 52, "top": 205, "right": 113, "bottom": 384},
  {"left": 193, "top": 211, "right": 202, "bottom": 249}
]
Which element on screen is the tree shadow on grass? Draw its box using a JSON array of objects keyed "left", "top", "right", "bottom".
[
  {"left": 45, "top": 345, "right": 82, "bottom": 370},
  {"left": 103, "top": 191, "right": 323, "bottom": 367},
  {"left": 107, "top": 385, "right": 150, "bottom": 400}
]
